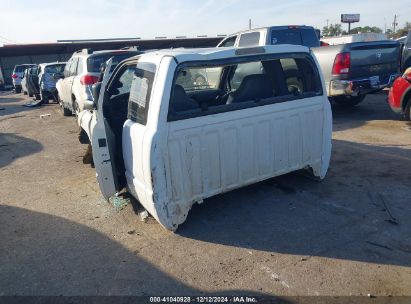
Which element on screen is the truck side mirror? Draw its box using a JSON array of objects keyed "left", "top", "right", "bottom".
[{"left": 92, "top": 82, "right": 102, "bottom": 106}]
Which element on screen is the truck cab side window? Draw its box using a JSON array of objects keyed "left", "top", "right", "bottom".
[
  {"left": 219, "top": 36, "right": 237, "bottom": 47},
  {"left": 238, "top": 32, "right": 260, "bottom": 47}
]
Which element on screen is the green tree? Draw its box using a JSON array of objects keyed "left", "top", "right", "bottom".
[
  {"left": 396, "top": 22, "right": 411, "bottom": 37},
  {"left": 350, "top": 26, "right": 383, "bottom": 34},
  {"left": 322, "top": 24, "right": 343, "bottom": 36}
]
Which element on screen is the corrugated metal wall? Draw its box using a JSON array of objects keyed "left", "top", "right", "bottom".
[
  {"left": 0, "top": 37, "right": 223, "bottom": 87},
  {"left": 0, "top": 53, "right": 71, "bottom": 86}
]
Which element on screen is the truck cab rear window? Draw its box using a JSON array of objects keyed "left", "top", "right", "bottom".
[
  {"left": 238, "top": 32, "right": 260, "bottom": 47},
  {"left": 168, "top": 55, "right": 322, "bottom": 121},
  {"left": 271, "top": 29, "right": 320, "bottom": 48}
]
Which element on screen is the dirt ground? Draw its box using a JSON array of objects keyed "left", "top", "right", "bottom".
[{"left": 0, "top": 91, "right": 410, "bottom": 297}]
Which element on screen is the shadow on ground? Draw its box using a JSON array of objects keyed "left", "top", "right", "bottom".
[
  {"left": 178, "top": 139, "right": 411, "bottom": 268},
  {"left": 0, "top": 92, "right": 58, "bottom": 117},
  {"left": 331, "top": 92, "right": 401, "bottom": 132},
  {"left": 0, "top": 95, "right": 26, "bottom": 104},
  {"left": 0, "top": 133, "right": 43, "bottom": 168},
  {"left": 0, "top": 205, "right": 280, "bottom": 298}
]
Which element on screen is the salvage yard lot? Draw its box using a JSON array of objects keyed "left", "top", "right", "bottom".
[{"left": 0, "top": 91, "right": 411, "bottom": 296}]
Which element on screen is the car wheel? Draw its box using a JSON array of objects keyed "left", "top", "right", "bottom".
[
  {"left": 23, "top": 91, "right": 27, "bottom": 95},
  {"left": 333, "top": 95, "right": 366, "bottom": 107},
  {"left": 73, "top": 99, "right": 80, "bottom": 116},
  {"left": 15, "top": 87, "right": 21, "bottom": 93},
  {"left": 40, "top": 91, "right": 49, "bottom": 104},
  {"left": 35, "top": 94, "right": 41, "bottom": 100},
  {"left": 403, "top": 100, "right": 411, "bottom": 121},
  {"left": 59, "top": 95, "right": 72, "bottom": 117}
]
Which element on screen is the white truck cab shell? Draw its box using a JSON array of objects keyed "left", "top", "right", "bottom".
[{"left": 86, "top": 45, "right": 332, "bottom": 231}]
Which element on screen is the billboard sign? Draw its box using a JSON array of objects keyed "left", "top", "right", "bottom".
[{"left": 341, "top": 14, "right": 360, "bottom": 23}]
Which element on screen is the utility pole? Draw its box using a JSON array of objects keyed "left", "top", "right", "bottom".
[
  {"left": 393, "top": 14, "right": 398, "bottom": 34},
  {"left": 326, "top": 19, "right": 329, "bottom": 28},
  {"left": 384, "top": 18, "right": 387, "bottom": 34},
  {"left": 249, "top": 19, "right": 251, "bottom": 30}
]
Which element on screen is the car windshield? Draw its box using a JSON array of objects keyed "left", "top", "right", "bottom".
[
  {"left": 45, "top": 64, "right": 65, "bottom": 74},
  {"left": 14, "top": 65, "right": 32, "bottom": 73},
  {"left": 87, "top": 52, "right": 138, "bottom": 73}
]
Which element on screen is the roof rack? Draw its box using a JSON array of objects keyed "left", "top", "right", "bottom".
[
  {"left": 75, "top": 48, "right": 93, "bottom": 55},
  {"left": 120, "top": 46, "right": 140, "bottom": 51}
]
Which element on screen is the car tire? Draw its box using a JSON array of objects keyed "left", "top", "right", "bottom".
[
  {"left": 72, "top": 99, "right": 80, "bottom": 116},
  {"left": 59, "top": 95, "right": 72, "bottom": 117},
  {"left": 35, "top": 94, "right": 41, "bottom": 100},
  {"left": 40, "top": 91, "right": 49, "bottom": 104},
  {"left": 333, "top": 95, "right": 366, "bottom": 107},
  {"left": 15, "top": 87, "right": 21, "bottom": 93},
  {"left": 23, "top": 91, "right": 27, "bottom": 95},
  {"left": 62, "top": 105, "right": 72, "bottom": 116},
  {"left": 403, "top": 100, "right": 411, "bottom": 121}
]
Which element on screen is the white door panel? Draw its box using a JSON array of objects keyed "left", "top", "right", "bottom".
[
  {"left": 78, "top": 110, "right": 95, "bottom": 140},
  {"left": 123, "top": 121, "right": 148, "bottom": 202},
  {"left": 166, "top": 97, "right": 326, "bottom": 205}
]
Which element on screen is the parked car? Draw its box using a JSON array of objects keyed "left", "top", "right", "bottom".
[
  {"left": 37, "top": 62, "right": 66, "bottom": 103},
  {"left": 56, "top": 48, "right": 141, "bottom": 117},
  {"left": 219, "top": 25, "right": 401, "bottom": 107},
  {"left": 388, "top": 67, "right": 411, "bottom": 120},
  {"left": 78, "top": 45, "right": 332, "bottom": 231},
  {"left": 11, "top": 64, "right": 36, "bottom": 93},
  {"left": 313, "top": 40, "right": 400, "bottom": 106},
  {"left": 217, "top": 25, "right": 320, "bottom": 48},
  {"left": 400, "top": 30, "right": 411, "bottom": 72}
]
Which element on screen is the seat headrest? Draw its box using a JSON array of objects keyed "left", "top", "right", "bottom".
[
  {"left": 228, "top": 74, "right": 273, "bottom": 104},
  {"left": 171, "top": 85, "right": 199, "bottom": 113}
]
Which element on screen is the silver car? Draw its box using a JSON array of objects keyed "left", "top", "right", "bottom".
[
  {"left": 37, "top": 62, "right": 66, "bottom": 103},
  {"left": 12, "top": 64, "right": 36, "bottom": 93}
]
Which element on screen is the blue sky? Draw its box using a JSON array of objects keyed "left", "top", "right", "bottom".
[{"left": 0, "top": 0, "right": 410, "bottom": 44}]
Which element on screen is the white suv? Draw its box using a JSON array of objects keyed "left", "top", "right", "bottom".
[{"left": 56, "top": 48, "right": 141, "bottom": 116}]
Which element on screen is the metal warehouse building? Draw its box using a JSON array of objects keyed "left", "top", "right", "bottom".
[{"left": 0, "top": 37, "right": 223, "bottom": 87}]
